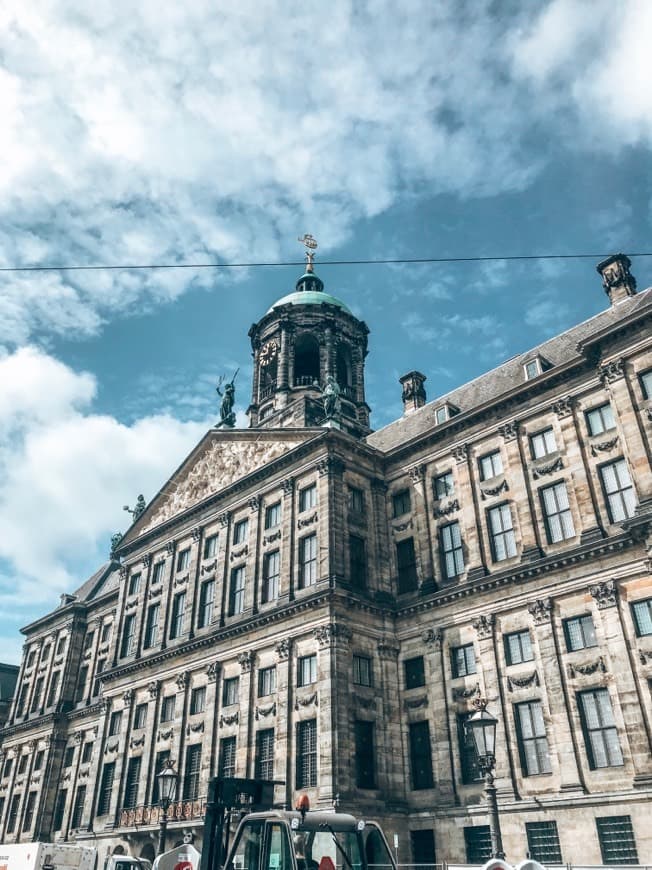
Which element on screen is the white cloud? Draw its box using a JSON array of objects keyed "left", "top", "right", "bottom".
[{"left": 0, "top": 348, "right": 212, "bottom": 633}]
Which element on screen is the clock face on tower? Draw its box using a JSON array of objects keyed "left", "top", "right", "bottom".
[{"left": 260, "top": 340, "right": 278, "bottom": 367}]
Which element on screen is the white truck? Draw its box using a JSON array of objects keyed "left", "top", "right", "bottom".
[{"left": 0, "top": 844, "right": 151, "bottom": 870}]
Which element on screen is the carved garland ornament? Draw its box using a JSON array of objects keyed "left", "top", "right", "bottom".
[
  {"left": 532, "top": 456, "right": 564, "bottom": 479},
  {"left": 590, "top": 436, "right": 619, "bottom": 457},
  {"left": 568, "top": 656, "right": 607, "bottom": 678},
  {"left": 452, "top": 683, "right": 481, "bottom": 702},
  {"left": 480, "top": 479, "right": 509, "bottom": 500},
  {"left": 507, "top": 671, "right": 540, "bottom": 692},
  {"left": 295, "top": 693, "right": 318, "bottom": 710},
  {"left": 434, "top": 499, "right": 460, "bottom": 519},
  {"left": 255, "top": 702, "right": 277, "bottom": 720},
  {"left": 219, "top": 711, "right": 239, "bottom": 727}
]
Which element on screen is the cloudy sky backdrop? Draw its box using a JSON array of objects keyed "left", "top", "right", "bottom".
[{"left": 1, "top": 0, "right": 652, "bottom": 662}]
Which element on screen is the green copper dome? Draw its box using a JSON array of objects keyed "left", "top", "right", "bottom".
[{"left": 267, "top": 271, "right": 352, "bottom": 314}]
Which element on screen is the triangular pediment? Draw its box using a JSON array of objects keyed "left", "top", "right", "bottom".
[{"left": 122, "top": 428, "right": 322, "bottom": 542}]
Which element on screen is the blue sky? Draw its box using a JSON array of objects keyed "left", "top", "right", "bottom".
[{"left": 1, "top": 0, "right": 652, "bottom": 663}]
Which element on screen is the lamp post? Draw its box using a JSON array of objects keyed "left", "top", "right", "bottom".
[
  {"left": 465, "top": 699, "right": 505, "bottom": 860},
  {"left": 156, "top": 760, "right": 178, "bottom": 857}
]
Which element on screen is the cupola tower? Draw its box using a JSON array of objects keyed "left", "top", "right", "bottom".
[{"left": 248, "top": 236, "right": 370, "bottom": 437}]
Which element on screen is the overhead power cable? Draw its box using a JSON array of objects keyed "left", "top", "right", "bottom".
[{"left": 0, "top": 252, "right": 650, "bottom": 273}]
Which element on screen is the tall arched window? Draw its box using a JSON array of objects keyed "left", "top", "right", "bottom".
[{"left": 294, "top": 334, "right": 320, "bottom": 386}]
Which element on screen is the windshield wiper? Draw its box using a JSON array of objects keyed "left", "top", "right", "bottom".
[{"left": 320, "top": 824, "right": 354, "bottom": 870}]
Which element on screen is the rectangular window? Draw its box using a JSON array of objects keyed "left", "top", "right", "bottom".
[
  {"left": 16, "top": 683, "right": 29, "bottom": 717},
  {"left": 433, "top": 471, "right": 454, "bottom": 499},
  {"left": 392, "top": 489, "right": 411, "bottom": 518},
  {"left": 203, "top": 533, "right": 219, "bottom": 559},
  {"left": 440, "top": 521, "right": 465, "bottom": 579},
  {"left": 264, "top": 502, "right": 281, "bottom": 529},
  {"left": 42, "top": 644, "right": 51, "bottom": 661},
  {"left": 97, "top": 762, "right": 115, "bottom": 816},
  {"left": 160, "top": 695, "right": 176, "bottom": 723},
  {"left": 504, "top": 630, "right": 534, "bottom": 665},
  {"left": 258, "top": 666, "right": 277, "bottom": 697},
  {"left": 92, "top": 659, "right": 106, "bottom": 697},
  {"left": 183, "top": 744, "right": 202, "bottom": 801},
  {"left": 352, "top": 655, "right": 373, "bottom": 687},
  {"left": 34, "top": 750, "right": 44, "bottom": 771},
  {"left": 487, "top": 503, "right": 517, "bottom": 561},
  {"left": 190, "top": 686, "right": 206, "bottom": 715},
  {"left": 151, "top": 750, "right": 171, "bottom": 804},
  {"left": 233, "top": 518, "right": 249, "bottom": 544},
  {"left": 109, "top": 711, "right": 122, "bottom": 737},
  {"left": 525, "top": 359, "right": 541, "bottom": 380},
  {"left": 18, "top": 755, "right": 28, "bottom": 775},
  {"left": 526, "top": 821, "right": 562, "bottom": 864},
  {"left": 3, "top": 757, "right": 12, "bottom": 778},
  {"left": 123, "top": 757, "right": 141, "bottom": 810},
  {"left": 120, "top": 614, "right": 136, "bottom": 657},
  {"left": 198, "top": 579, "right": 215, "bottom": 628},
  {"left": 23, "top": 791, "right": 37, "bottom": 832},
  {"left": 639, "top": 368, "right": 652, "bottom": 399},
  {"left": 530, "top": 427, "right": 557, "bottom": 459},
  {"left": 600, "top": 458, "right": 636, "bottom": 522},
  {"left": 170, "top": 591, "right": 186, "bottom": 639},
  {"left": 63, "top": 746, "right": 75, "bottom": 768},
  {"left": 349, "top": 487, "right": 365, "bottom": 514},
  {"left": 404, "top": 656, "right": 425, "bottom": 689},
  {"left": 46, "top": 671, "right": 60, "bottom": 707},
  {"left": 411, "top": 830, "right": 436, "bottom": 867},
  {"left": 464, "top": 827, "right": 492, "bottom": 864},
  {"left": 262, "top": 551, "right": 280, "bottom": 603},
  {"left": 354, "top": 720, "right": 376, "bottom": 789},
  {"left": 223, "top": 677, "right": 239, "bottom": 706},
  {"left": 596, "top": 816, "right": 638, "bottom": 865},
  {"left": 6, "top": 794, "right": 21, "bottom": 834},
  {"left": 219, "top": 737, "right": 237, "bottom": 778},
  {"left": 297, "top": 654, "right": 317, "bottom": 687},
  {"left": 586, "top": 402, "right": 615, "bottom": 436},
  {"left": 82, "top": 741, "right": 93, "bottom": 764},
  {"left": 100, "top": 622, "right": 111, "bottom": 643},
  {"left": 479, "top": 450, "right": 503, "bottom": 481},
  {"left": 296, "top": 719, "right": 317, "bottom": 788},
  {"left": 451, "top": 643, "right": 476, "bottom": 678},
  {"left": 515, "top": 701, "right": 552, "bottom": 776},
  {"left": 396, "top": 538, "right": 418, "bottom": 593},
  {"left": 457, "top": 713, "right": 482, "bottom": 783},
  {"left": 31, "top": 676, "right": 44, "bottom": 711},
  {"left": 409, "top": 721, "right": 434, "bottom": 790},
  {"left": 143, "top": 603, "right": 160, "bottom": 649},
  {"left": 152, "top": 561, "right": 166, "bottom": 584},
  {"left": 229, "top": 566, "right": 246, "bottom": 615},
  {"left": 128, "top": 572, "right": 141, "bottom": 596},
  {"left": 56, "top": 635, "right": 67, "bottom": 654},
  {"left": 298, "top": 534, "right": 317, "bottom": 588},
  {"left": 579, "top": 689, "right": 623, "bottom": 769},
  {"left": 53, "top": 789, "right": 67, "bottom": 831},
  {"left": 541, "top": 481, "right": 575, "bottom": 542},
  {"left": 255, "top": 728, "right": 275, "bottom": 781},
  {"left": 564, "top": 614, "right": 597, "bottom": 651},
  {"left": 83, "top": 631, "right": 94, "bottom": 651},
  {"left": 74, "top": 667, "right": 88, "bottom": 704},
  {"left": 177, "top": 548, "right": 190, "bottom": 572},
  {"left": 299, "top": 484, "right": 317, "bottom": 513},
  {"left": 134, "top": 703, "right": 148, "bottom": 730},
  {"left": 632, "top": 598, "right": 652, "bottom": 637},
  {"left": 349, "top": 535, "right": 367, "bottom": 588}
]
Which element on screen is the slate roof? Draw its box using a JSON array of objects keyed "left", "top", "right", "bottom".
[
  {"left": 367, "top": 287, "right": 652, "bottom": 454},
  {"left": 70, "top": 561, "right": 120, "bottom": 603}
]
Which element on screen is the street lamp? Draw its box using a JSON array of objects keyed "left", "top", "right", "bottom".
[
  {"left": 465, "top": 699, "right": 505, "bottom": 860},
  {"left": 156, "top": 760, "right": 178, "bottom": 857}
]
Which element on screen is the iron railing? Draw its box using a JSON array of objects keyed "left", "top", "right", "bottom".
[{"left": 119, "top": 797, "right": 207, "bottom": 828}]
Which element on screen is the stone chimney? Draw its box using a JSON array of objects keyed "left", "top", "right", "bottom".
[
  {"left": 400, "top": 371, "right": 427, "bottom": 415},
  {"left": 597, "top": 253, "right": 637, "bottom": 305}
]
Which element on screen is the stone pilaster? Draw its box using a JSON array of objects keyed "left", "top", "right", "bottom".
[
  {"left": 236, "top": 650, "right": 255, "bottom": 778},
  {"left": 423, "top": 628, "right": 456, "bottom": 803},
  {"left": 454, "top": 444, "right": 488, "bottom": 578}
]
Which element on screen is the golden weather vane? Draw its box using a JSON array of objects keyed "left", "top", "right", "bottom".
[{"left": 298, "top": 233, "right": 318, "bottom": 272}]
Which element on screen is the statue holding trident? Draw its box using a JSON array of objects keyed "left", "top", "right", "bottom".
[{"left": 216, "top": 369, "right": 239, "bottom": 427}]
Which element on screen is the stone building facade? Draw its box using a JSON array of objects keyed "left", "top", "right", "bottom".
[{"left": 0, "top": 253, "right": 651, "bottom": 867}]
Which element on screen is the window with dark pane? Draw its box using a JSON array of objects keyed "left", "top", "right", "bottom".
[
  {"left": 404, "top": 656, "right": 425, "bottom": 689},
  {"left": 183, "top": 744, "right": 202, "bottom": 800},
  {"left": 223, "top": 677, "right": 239, "bottom": 706},
  {"left": 563, "top": 614, "right": 597, "bottom": 651},
  {"left": 34, "top": 750, "right": 44, "bottom": 771},
  {"left": 349, "top": 486, "right": 365, "bottom": 514},
  {"left": 6, "top": 794, "right": 21, "bottom": 833},
  {"left": 123, "top": 756, "right": 141, "bottom": 810},
  {"left": 70, "top": 785, "right": 86, "bottom": 829},
  {"left": 74, "top": 668, "right": 87, "bottom": 704},
  {"left": 108, "top": 711, "right": 122, "bottom": 736},
  {"left": 299, "top": 484, "right": 317, "bottom": 513},
  {"left": 18, "top": 754, "right": 28, "bottom": 775},
  {"left": 128, "top": 571, "right": 141, "bottom": 596},
  {"left": 255, "top": 728, "right": 275, "bottom": 780},
  {"left": 31, "top": 676, "right": 44, "bottom": 712},
  {"left": 515, "top": 701, "right": 552, "bottom": 776},
  {"left": 396, "top": 538, "right": 418, "bottom": 593},
  {"left": 53, "top": 789, "right": 67, "bottom": 831},
  {"left": 82, "top": 741, "right": 93, "bottom": 764},
  {"left": 349, "top": 535, "right": 367, "bottom": 589},
  {"left": 297, "top": 654, "right": 317, "bottom": 687},
  {"left": 177, "top": 547, "right": 190, "bottom": 572},
  {"left": 93, "top": 659, "right": 106, "bottom": 697},
  {"left": 296, "top": 719, "right": 317, "bottom": 788},
  {"left": 504, "top": 629, "right": 534, "bottom": 665},
  {"left": 264, "top": 502, "right": 281, "bottom": 529},
  {"left": 392, "top": 489, "right": 411, "bottom": 518},
  {"left": 433, "top": 471, "right": 454, "bottom": 500},
  {"left": 97, "top": 762, "right": 115, "bottom": 816},
  {"left": 134, "top": 703, "right": 148, "bottom": 730},
  {"left": 262, "top": 551, "right": 280, "bottom": 603},
  {"left": 578, "top": 689, "right": 623, "bottom": 769},
  {"left": 203, "top": 534, "right": 219, "bottom": 559},
  {"left": 198, "top": 579, "right": 215, "bottom": 629},
  {"left": 63, "top": 745, "right": 75, "bottom": 767},
  {"left": 152, "top": 561, "right": 166, "bottom": 584},
  {"left": 46, "top": 671, "right": 60, "bottom": 707},
  {"left": 258, "top": 666, "right": 277, "bottom": 697},
  {"left": 120, "top": 614, "right": 136, "bottom": 657},
  {"left": 352, "top": 654, "right": 373, "bottom": 687},
  {"left": 525, "top": 821, "right": 562, "bottom": 863},
  {"left": 596, "top": 816, "right": 638, "bottom": 864},
  {"left": 457, "top": 713, "right": 482, "bottom": 784},
  {"left": 410, "top": 830, "right": 436, "bottom": 869},
  {"left": 23, "top": 790, "right": 37, "bottom": 831},
  {"left": 143, "top": 603, "right": 160, "bottom": 649},
  {"left": 632, "top": 598, "right": 652, "bottom": 637},
  {"left": 354, "top": 720, "right": 376, "bottom": 789},
  {"left": 464, "top": 827, "right": 492, "bottom": 864},
  {"left": 160, "top": 695, "right": 175, "bottom": 723},
  {"left": 190, "top": 686, "right": 206, "bottom": 715},
  {"left": 233, "top": 518, "right": 249, "bottom": 544},
  {"left": 451, "top": 643, "right": 476, "bottom": 678},
  {"left": 408, "top": 721, "right": 434, "bottom": 790}
]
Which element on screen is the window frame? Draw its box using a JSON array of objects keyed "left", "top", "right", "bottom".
[
  {"left": 169, "top": 590, "right": 186, "bottom": 639},
  {"left": 233, "top": 518, "right": 249, "bottom": 545},
  {"left": 487, "top": 502, "right": 517, "bottom": 562},
  {"left": 404, "top": 656, "right": 426, "bottom": 690},
  {"left": 563, "top": 614, "right": 597, "bottom": 652},
  {"left": 525, "top": 821, "right": 562, "bottom": 864},
  {"left": 120, "top": 614, "right": 137, "bottom": 658},
  {"left": 354, "top": 720, "right": 376, "bottom": 789},
  {"left": 586, "top": 402, "right": 616, "bottom": 436},
  {"left": 396, "top": 537, "right": 418, "bottom": 593},
  {"left": 639, "top": 368, "right": 652, "bottom": 400},
  {"left": 108, "top": 711, "right": 122, "bottom": 737},
  {"left": 578, "top": 688, "right": 623, "bottom": 770},
  {"left": 451, "top": 643, "right": 476, "bottom": 678},
  {"left": 296, "top": 719, "right": 317, "bottom": 789},
  {"left": 203, "top": 533, "right": 219, "bottom": 559},
  {"left": 264, "top": 502, "right": 281, "bottom": 530},
  {"left": 258, "top": 665, "right": 277, "bottom": 698},
  {"left": 152, "top": 561, "right": 166, "bottom": 584},
  {"left": 143, "top": 602, "right": 160, "bottom": 649},
  {"left": 596, "top": 815, "right": 639, "bottom": 865},
  {"left": 631, "top": 598, "right": 652, "bottom": 637},
  {"left": 297, "top": 654, "right": 317, "bottom": 688},
  {"left": 530, "top": 427, "right": 557, "bottom": 459},
  {"left": 408, "top": 720, "right": 434, "bottom": 790},
  {"left": 298, "top": 533, "right": 318, "bottom": 588},
  {"left": 599, "top": 457, "right": 636, "bottom": 523},
  {"left": 262, "top": 550, "right": 280, "bottom": 603},
  {"left": 134, "top": 703, "right": 148, "bottom": 730},
  {"left": 514, "top": 700, "right": 552, "bottom": 776},
  {"left": 504, "top": 629, "right": 534, "bottom": 666},
  {"left": 127, "top": 572, "right": 141, "bottom": 597},
  {"left": 352, "top": 654, "right": 373, "bottom": 688},
  {"left": 479, "top": 450, "right": 503, "bottom": 481},
  {"left": 349, "top": 486, "right": 365, "bottom": 514},
  {"left": 190, "top": 686, "right": 206, "bottom": 715},
  {"left": 433, "top": 471, "right": 454, "bottom": 500},
  {"left": 197, "top": 578, "right": 215, "bottom": 629},
  {"left": 540, "top": 480, "right": 575, "bottom": 543},
  {"left": 176, "top": 548, "right": 191, "bottom": 572},
  {"left": 160, "top": 695, "right": 176, "bottom": 723},
  {"left": 222, "top": 677, "right": 239, "bottom": 707},
  {"left": 229, "top": 565, "right": 246, "bottom": 615},
  {"left": 298, "top": 484, "right": 317, "bottom": 513},
  {"left": 349, "top": 534, "right": 367, "bottom": 589},
  {"left": 219, "top": 736, "right": 237, "bottom": 778},
  {"left": 392, "top": 489, "right": 411, "bottom": 518},
  {"left": 255, "top": 728, "right": 275, "bottom": 781},
  {"left": 439, "top": 520, "right": 465, "bottom": 579}
]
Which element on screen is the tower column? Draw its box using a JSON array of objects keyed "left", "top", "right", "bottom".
[{"left": 278, "top": 321, "right": 290, "bottom": 394}]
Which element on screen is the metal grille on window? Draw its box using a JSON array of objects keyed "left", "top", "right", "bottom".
[
  {"left": 255, "top": 729, "right": 275, "bottom": 780},
  {"left": 600, "top": 459, "right": 636, "bottom": 522},
  {"left": 525, "top": 821, "right": 562, "bottom": 863},
  {"left": 296, "top": 719, "right": 317, "bottom": 788},
  {"left": 97, "top": 762, "right": 115, "bottom": 816},
  {"left": 123, "top": 757, "right": 141, "bottom": 810},
  {"left": 71, "top": 785, "right": 86, "bottom": 829},
  {"left": 464, "top": 826, "right": 492, "bottom": 864},
  {"left": 540, "top": 481, "right": 575, "bottom": 542},
  {"left": 220, "top": 737, "right": 237, "bottom": 778},
  {"left": 183, "top": 744, "right": 202, "bottom": 800},
  {"left": 596, "top": 816, "right": 638, "bottom": 865}
]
